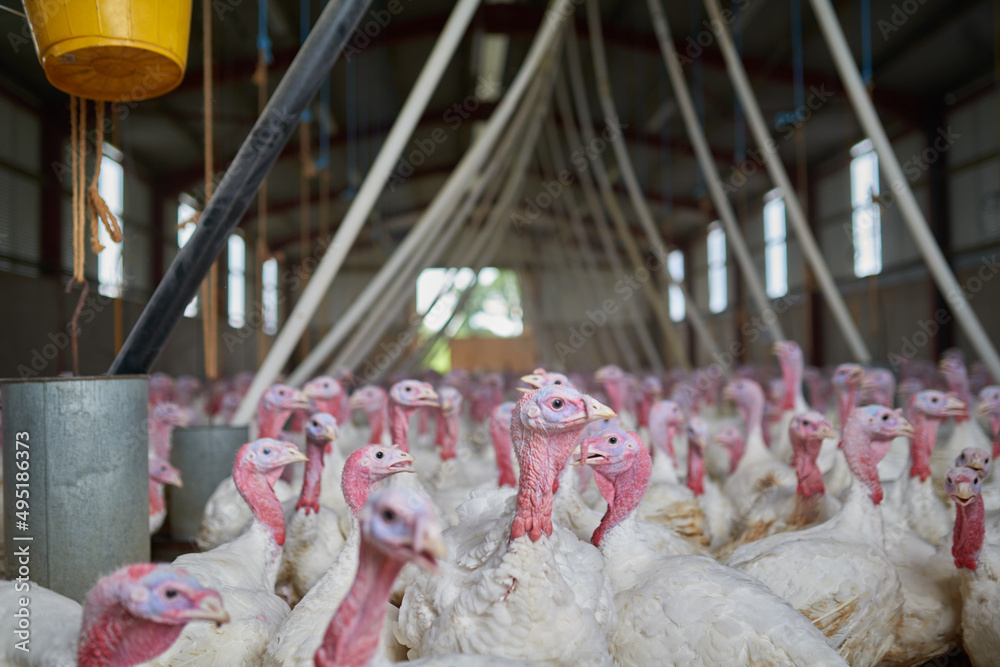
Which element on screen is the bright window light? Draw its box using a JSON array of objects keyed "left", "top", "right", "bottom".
[
  {"left": 177, "top": 201, "right": 199, "bottom": 317},
  {"left": 97, "top": 148, "right": 124, "bottom": 298},
  {"left": 707, "top": 224, "right": 727, "bottom": 313},
  {"left": 262, "top": 257, "right": 279, "bottom": 335},
  {"left": 850, "top": 139, "right": 881, "bottom": 277},
  {"left": 476, "top": 34, "right": 508, "bottom": 103},
  {"left": 227, "top": 235, "right": 245, "bottom": 328},
  {"left": 416, "top": 266, "right": 523, "bottom": 337},
  {"left": 667, "top": 249, "right": 685, "bottom": 322},
  {"left": 764, "top": 188, "right": 788, "bottom": 298}
]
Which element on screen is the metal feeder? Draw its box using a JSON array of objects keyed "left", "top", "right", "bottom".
[
  {"left": 1, "top": 375, "right": 149, "bottom": 603},
  {"left": 167, "top": 425, "right": 248, "bottom": 542}
]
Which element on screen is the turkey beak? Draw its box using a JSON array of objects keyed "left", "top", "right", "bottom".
[
  {"left": 951, "top": 480, "right": 977, "bottom": 506},
  {"left": 391, "top": 451, "right": 417, "bottom": 473},
  {"left": 816, "top": 422, "right": 837, "bottom": 441},
  {"left": 587, "top": 398, "right": 616, "bottom": 422},
  {"left": 594, "top": 368, "right": 611, "bottom": 383},
  {"left": 184, "top": 592, "right": 230, "bottom": 626},
  {"left": 321, "top": 423, "right": 340, "bottom": 442},
  {"left": 520, "top": 373, "right": 545, "bottom": 389},
  {"left": 962, "top": 460, "right": 987, "bottom": 478},
  {"left": 287, "top": 389, "right": 312, "bottom": 411},
  {"left": 413, "top": 517, "right": 447, "bottom": 573},
  {"left": 278, "top": 445, "right": 309, "bottom": 466},
  {"left": 943, "top": 396, "right": 967, "bottom": 418},
  {"left": 569, "top": 444, "right": 582, "bottom": 466},
  {"left": 976, "top": 395, "right": 1000, "bottom": 418},
  {"left": 516, "top": 387, "right": 532, "bottom": 394},
  {"left": 163, "top": 468, "right": 184, "bottom": 488},
  {"left": 848, "top": 366, "right": 865, "bottom": 384},
  {"left": 723, "top": 384, "right": 735, "bottom": 401},
  {"left": 893, "top": 418, "right": 916, "bottom": 440},
  {"left": 415, "top": 386, "right": 441, "bottom": 408}
]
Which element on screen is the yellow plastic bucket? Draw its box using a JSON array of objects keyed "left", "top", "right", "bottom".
[{"left": 23, "top": 0, "right": 192, "bottom": 102}]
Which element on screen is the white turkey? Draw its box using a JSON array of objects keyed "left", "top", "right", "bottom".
[
  {"left": 0, "top": 563, "right": 228, "bottom": 666},
  {"left": 724, "top": 405, "right": 913, "bottom": 666},
  {"left": 197, "top": 385, "right": 309, "bottom": 550},
  {"left": 576, "top": 427, "right": 846, "bottom": 666},
  {"left": 145, "top": 438, "right": 307, "bottom": 666},
  {"left": 946, "top": 466, "right": 1000, "bottom": 666},
  {"left": 314, "top": 488, "right": 539, "bottom": 666},
  {"left": 396, "top": 385, "right": 618, "bottom": 665},
  {"left": 263, "top": 444, "right": 416, "bottom": 667}
]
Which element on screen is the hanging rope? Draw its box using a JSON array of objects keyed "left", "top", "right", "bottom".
[
  {"left": 86, "top": 101, "right": 123, "bottom": 254},
  {"left": 860, "top": 0, "right": 873, "bottom": 88},
  {"left": 255, "top": 0, "right": 271, "bottom": 365},
  {"left": 70, "top": 96, "right": 83, "bottom": 284},
  {"left": 66, "top": 97, "right": 124, "bottom": 373},
  {"left": 298, "top": 0, "right": 314, "bottom": 358},
  {"left": 202, "top": 0, "right": 219, "bottom": 379}
]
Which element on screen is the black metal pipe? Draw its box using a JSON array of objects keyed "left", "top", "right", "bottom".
[{"left": 108, "top": 0, "right": 373, "bottom": 375}]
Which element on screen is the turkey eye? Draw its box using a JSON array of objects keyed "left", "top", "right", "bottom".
[
  {"left": 881, "top": 414, "right": 889, "bottom": 421},
  {"left": 552, "top": 399, "right": 563, "bottom": 409},
  {"left": 263, "top": 448, "right": 272, "bottom": 455},
  {"left": 802, "top": 420, "right": 810, "bottom": 427},
  {"left": 375, "top": 451, "right": 384, "bottom": 459},
  {"left": 382, "top": 509, "right": 395, "bottom": 522},
  {"left": 554, "top": 380, "right": 562, "bottom": 385},
  {"left": 986, "top": 458, "right": 991, "bottom": 464},
  {"left": 164, "top": 588, "right": 178, "bottom": 599},
  {"left": 947, "top": 477, "right": 953, "bottom": 484},
  {"left": 609, "top": 437, "right": 618, "bottom": 444},
  {"left": 405, "top": 387, "right": 412, "bottom": 392}
]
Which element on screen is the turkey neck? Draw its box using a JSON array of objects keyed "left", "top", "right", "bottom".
[
  {"left": 736, "top": 390, "right": 768, "bottom": 462},
  {"left": 389, "top": 402, "right": 414, "bottom": 452},
  {"left": 779, "top": 352, "right": 804, "bottom": 412},
  {"left": 834, "top": 423, "right": 890, "bottom": 543},
  {"left": 593, "top": 452, "right": 651, "bottom": 546},
  {"left": 907, "top": 410, "right": 941, "bottom": 481},
  {"left": 149, "top": 421, "right": 174, "bottom": 460},
  {"left": 366, "top": 403, "right": 388, "bottom": 444},
  {"left": 296, "top": 437, "right": 326, "bottom": 514},
  {"left": 989, "top": 414, "right": 1000, "bottom": 459},
  {"left": 314, "top": 541, "right": 406, "bottom": 667},
  {"left": 490, "top": 420, "right": 516, "bottom": 488},
  {"left": 952, "top": 495, "right": 985, "bottom": 571},
  {"left": 257, "top": 406, "right": 293, "bottom": 439},
  {"left": 837, "top": 385, "right": 858, "bottom": 440},
  {"left": 603, "top": 380, "right": 628, "bottom": 416},
  {"left": 946, "top": 370, "right": 972, "bottom": 424},
  {"left": 78, "top": 604, "right": 184, "bottom": 667},
  {"left": 341, "top": 457, "right": 386, "bottom": 517},
  {"left": 792, "top": 438, "right": 825, "bottom": 499},
  {"left": 234, "top": 463, "right": 286, "bottom": 546},
  {"left": 435, "top": 411, "right": 459, "bottom": 461},
  {"left": 686, "top": 443, "right": 705, "bottom": 496},
  {"left": 727, "top": 439, "right": 745, "bottom": 474},
  {"left": 510, "top": 423, "right": 582, "bottom": 541},
  {"left": 148, "top": 478, "right": 166, "bottom": 518}
]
